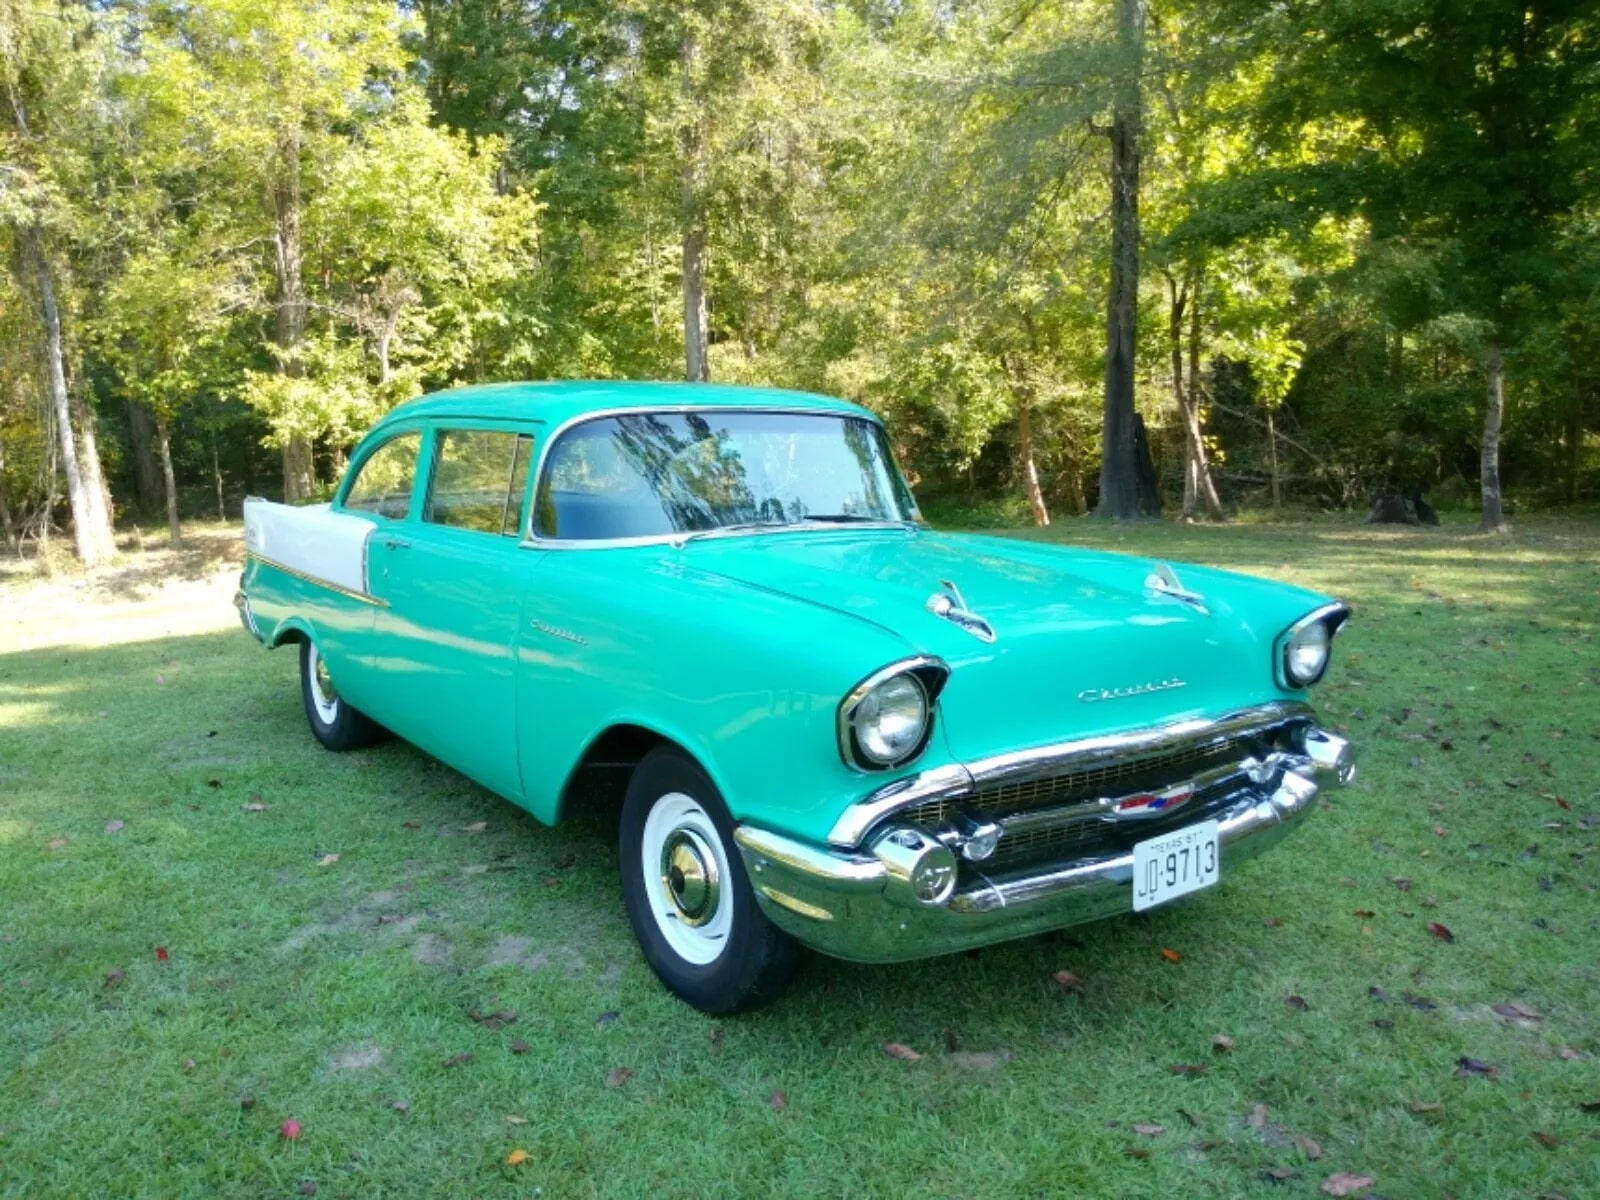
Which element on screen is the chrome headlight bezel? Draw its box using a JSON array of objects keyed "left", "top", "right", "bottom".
[
  {"left": 837, "top": 657, "right": 949, "bottom": 772},
  {"left": 1275, "top": 603, "right": 1350, "bottom": 689}
]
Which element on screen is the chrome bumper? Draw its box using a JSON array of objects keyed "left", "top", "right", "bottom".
[
  {"left": 734, "top": 734, "right": 1349, "bottom": 964},
  {"left": 234, "top": 587, "right": 263, "bottom": 643}
]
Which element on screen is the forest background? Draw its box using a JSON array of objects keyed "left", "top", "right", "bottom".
[{"left": 4, "top": 0, "right": 1598, "bottom": 565}]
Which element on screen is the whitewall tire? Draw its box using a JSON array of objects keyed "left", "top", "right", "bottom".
[{"left": 299, "top": 639, "right": 381, "bottom": 752}]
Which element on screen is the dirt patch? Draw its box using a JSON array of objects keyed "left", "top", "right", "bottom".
[
  {"left": 328, "top": 1042, "right": 384, "bottom": 1073},
  {"left": 412, "top": 933, "right": 455, "bottom": 967},
  {"left": 483, "top": 934, "right": 587, "bottom": 974}
]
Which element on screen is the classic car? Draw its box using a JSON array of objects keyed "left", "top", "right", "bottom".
[{"left": 236, "top": 381, "right": 1354, "bottom": 1013}]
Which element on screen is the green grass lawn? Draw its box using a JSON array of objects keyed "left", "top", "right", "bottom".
[{"left": 1, "top": 516, "right": 1597, "bottom": 1199}]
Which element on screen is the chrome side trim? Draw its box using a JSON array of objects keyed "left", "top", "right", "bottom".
[
  {"left": 245, "top": 550, "right": 390, "bottom": 609},
  {"left": 517, "top": 403, "right": 894, "bottom": 551},
  {"left": 827, "top": 701, "right": 1315, "bottom": 848}
]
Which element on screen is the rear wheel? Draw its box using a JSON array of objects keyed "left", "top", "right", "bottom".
[
  {"left": 620, "top": 748, "right": 799, "bottom": 1013},
  {"left": 299, "top": 639, "right": 381, "bottom": 751}
]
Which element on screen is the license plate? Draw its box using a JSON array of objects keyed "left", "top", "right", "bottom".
[{"left": 1132, "top": 820, "right": 1220, "bottom": 912}]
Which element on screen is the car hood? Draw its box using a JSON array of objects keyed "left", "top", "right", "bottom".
[{"left": 678, "top": 529, "right": 1335, "bottom": 761}]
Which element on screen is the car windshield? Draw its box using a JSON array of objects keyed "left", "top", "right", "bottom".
[{"left": 535, "top": 410, "right": 919, "bottom": 542}]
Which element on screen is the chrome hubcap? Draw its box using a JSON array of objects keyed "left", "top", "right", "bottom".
[
  {"left": 314, "top": 657, "right": 338, "bottom": 706},
  {"left": 661, "top": 829, "right": 720, "bottom": 927}
]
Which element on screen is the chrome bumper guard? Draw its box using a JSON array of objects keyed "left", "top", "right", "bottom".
[
  {"left": 234, "top": 587, "right": 263, "bottom": 643},
  {"left": 734, "top": 722, "right": 1352, "bottom": 964}
]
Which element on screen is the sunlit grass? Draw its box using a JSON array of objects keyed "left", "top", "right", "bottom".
[{"left": 0, "top": 515, "right": 1596, "bottom": 1199}]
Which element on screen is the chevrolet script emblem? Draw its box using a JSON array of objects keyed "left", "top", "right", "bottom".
[{"left": 1078, "top": 677, "right": 1187, "bottom": 703}]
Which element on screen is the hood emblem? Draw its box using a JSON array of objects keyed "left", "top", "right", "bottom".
[
  {"left": 1078, "top": 677, "right": 1187, "bottom": 703},
  {"left": 1145, "top": 563, "right": 1208, "bottom": 613},
  {"left": 926, "top": 579, "right": 996, "bottom": 644}
]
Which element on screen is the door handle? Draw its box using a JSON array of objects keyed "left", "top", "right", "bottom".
[{"left": 383, "top": 536, "right": 411, "bottom": 550}]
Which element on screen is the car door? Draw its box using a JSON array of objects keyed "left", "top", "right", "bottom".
[{"left": 368, "top": 421, "right": 542, "bottom": 802}]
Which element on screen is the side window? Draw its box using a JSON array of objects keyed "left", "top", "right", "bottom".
[
  {"left": 343, "top": 432, "right": 421, "bottom": 519},
  {"left": 424, "top": 429, "right": 533, "bottom": 537}
]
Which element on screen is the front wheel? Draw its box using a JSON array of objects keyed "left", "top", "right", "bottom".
[
  {"left": 299, "top": 639, "right": 381, "bottom": 752},
  {"left": 620, "top": 748, "right": 799, "bottom": 1014}
]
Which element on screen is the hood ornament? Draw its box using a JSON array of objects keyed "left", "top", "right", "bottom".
[
  {"left": 1145, "top": 562, "right": 1208, "bottom": 614},
  {"left": 926, "top": 579, "right": 996, "bottom": 644}
]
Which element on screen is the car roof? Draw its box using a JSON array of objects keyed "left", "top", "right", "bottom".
[{"left": 376, "top": 380, "right": 877, "bottom": 432}]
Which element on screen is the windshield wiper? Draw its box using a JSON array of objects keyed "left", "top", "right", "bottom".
[{"left": 669, "top": 520, "right": 788, "bottom": 548}]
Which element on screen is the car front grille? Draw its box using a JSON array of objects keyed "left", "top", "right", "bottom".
[{"left": 898, "top": 724, "right": 1297, "bottom": 868}]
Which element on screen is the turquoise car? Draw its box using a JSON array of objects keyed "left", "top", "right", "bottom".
[{"left": 236, "top": 381, "right": 1354, "bottom": 1013}]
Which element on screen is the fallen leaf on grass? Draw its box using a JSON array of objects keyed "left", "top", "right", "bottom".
[
  {"left": 315, "top": 853, "right": 340, "bottom": 868},
  {"left": 1353, "top": 909, "right": 1375, "bottom": 918},
  {"left": 510, "top": 1039, "right": 529, "bottom": 1055},
  {"left": 1432, "top": 825, "right": 1448, "bottom": 836},
  {"left": 104, "top": 820, "right": 125, "bottom": 834},
  {"left": 1409, "top": 1100, "right": 1443, "bottom": 1114},
  {"left": 390, "top": 1100, "right": 410, "bottom": 1115},
  {"left": 1491, "top": 1001, "right": 1541, "bottom": 1020},
  {"left": 1160, "top": 947, "right": 1182, "bottom": 963},
  {"left": 768, "top": 1090, "right": 788, "bottom": 1112},
  {"left": 1248, "top": 1104, "right": 1270, "bottom": 1128},
  {"left": 298, "top": 1181, "right": 317, "bottom": 1197},
  {"left": 1053, "top": 969, "right": 1085, "bottom": 992},
  {"left": 1170, "top": 1063, "right": 1208, "bottom": 1077},
  {"left": 1212, "top": 1033, "right": 1236, "bottom": 1052},
  {"left": 240, "top": 1096, "right": 257, "bottom": 1111},
  {"left": 1404, "top": 992, "right": 1437, "bottom": 1011},
  {"left": 505, "top": 1149, "right": 529, "bottom": 1166},
  {"left": 402, "top": 821, "right": 422, "bottom": 830},
  {"left": 464, "top": 821, "right": 488, "bottom": 833},
  {"left": 1123, "top": 1146, "right": 1150, "bottom": 1160},
  {"left": 242, "top": 802, "right": 268, "bottom": 813},
  {"left": 1427, "top": 922, "right": 1454, "bottom": 943},
  {"left": 504, "top": 1115, "right": 527, "bottom": 1125},
  {"left": 1320, "top": 1172, "right": 1376, "bottom": 1197},
  {"left": 279, "top": 1119, "right": 303, "bottom": 1141},
  {"left": 1390, "top": 876, "right": 1412, "bottom": 891},
  {"left": 1263, "top": 917, "right": 1283, "bottom": 928},
  {"left": 1558, "top": 1048, "right": 1581, "bottom": 1061},
  {"left": 1292, "top": 1135, "right": 1324, "bottom": 1160},
  {"left": 47, "top": 837, "right": 68, "bottom": 850},
  {"left": 1132, "top": 1124, "right": 1165, "bottom": 1136},
  {"left": 154, "top": 946, "right": 169, "bottom": 962},
  {"left": 1285, "top": 994, "right": 1310, "bottom": 1011},
  {"left": 1421, "top": 895, "right": 1438, "bottom": 908},
  {"left": 883, "top": 1042, "right": 923, "bottom": 1062},
  {"left": 596, "top": 1011, "right": 619, "bottom": 1030},
  {"left": 468, "top": 1008, "right": 519, "bottom": 1030},
  {"left": 1262, "top": 1166, "right": 1298, "bottom": 1183},
  {"left": 182, "top": 1057, "right": 196, "bottom": 1073},
  {"left": 103, "top": 968, "right": 124, "bottom": 990},
  {"left": 442, "top": 1053, "right": 473, "bottom": 1069},
  {"left": 375, "top": 913, "right": 405, "bottom": 926},
  {"left": 1532, "top": 1131, "right": 1560, "bottom": 1148},
  {"left": 1454, "top": 1057, "right": 1498, "bottom": 1080},
  {"left": 604, "top": 1067, "right": 634, "bottom": 1088}
]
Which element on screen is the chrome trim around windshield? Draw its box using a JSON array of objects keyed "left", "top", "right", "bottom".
[
  {"left": 517, "top": 403, "right": 907, "bottom": 551},
  {"left": 826, "top": 700, "right": 1317, "bottom": 848}
]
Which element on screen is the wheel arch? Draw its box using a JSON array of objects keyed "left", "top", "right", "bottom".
[
  {"left": 553, "top": 719, "right": 728, "bottom": 828},
  {"left": 267, "top": 616, "right": 315, "bottom": 649}
]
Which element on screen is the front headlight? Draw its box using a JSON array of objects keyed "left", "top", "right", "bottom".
[
  {"left": 1277, "top": 604, "right": 1349, "bottom": 688},
  {"left": 838, "top": 658, "right": 947, "bottom": 771}
]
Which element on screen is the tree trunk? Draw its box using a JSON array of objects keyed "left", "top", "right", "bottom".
[
  {"left": 1186, "top": 285, "right": 1225, "bottom": 520},
  {"left": 74, "top": 394, "right": 117, "bottom": 560},
  {"left": 1565, "top": 395, "right": 1583, "bottom": 506},
  {"left": 0, "top": 433, "right": 16, "bottom": 555},
  {"left": 212, "top": 429, "right": 226, "bottom": 522},
  {"left": 1017, "top": 398, "right": 1050, "bottom": 527},
  {"left": 679, "top": 32, "right": 710, "bottom": 383},
  {"left": 1167, "top": 275, "right": 1195, "bottom": 519},
  {"left": 126, "top": 399, "right": 164, "bottom": 511},
  {"left": 1266, "top": 407, "right": 1282, "bottom": 516},
  {"left": 272, "top": 132, "right": 314, "bottom": 502},
  {"left": 24, "top": 227, "right": 103, "bottom": 567},
  {"left": 1096, "top": 0, "right": 1148, "bottom": 519},
  {"left": 156, "top": 416, "right": 181, "bottom": 546},
  {"left": 1480, "top": 341, "right": 1509, "bottom": 532}
]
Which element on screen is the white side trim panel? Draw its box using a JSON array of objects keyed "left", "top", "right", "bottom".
[{"left": 243, "top": 498, "right": 375, "bottom": 596}]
